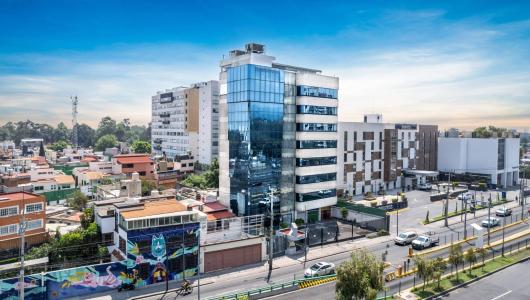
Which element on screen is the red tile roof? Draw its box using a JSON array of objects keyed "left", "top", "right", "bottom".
[
  {"left": 202, "top": 201, "right": 228, "bottom": 213},
  {"left": 206, "top": 210, "right": 235, "bottom": 221},
  {"left": 115, "top": 154, "right": 153, "bottom": 164}
]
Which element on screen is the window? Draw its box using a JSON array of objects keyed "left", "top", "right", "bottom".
[
  {"left": 139, "top": 171, "right": 146, "bottom": 176},
  {"left": 25, "top": 203, "right": 43, "bottom": 213},
  {"left": 296, "top": 156, "right": 337, "bottom": 167},
  {"left": 34, "top": 186, "right": 44, "bottom": 191},
  {"left": 296, "top": 173, "right": 336, "bottom": 184},
  {"left": 0, "top": 206, "right": 18, "bottom": 217},
  {"left": 0, "top": 224, "right": 18, "bottom": 236},
  {"left": 296, "top": 85, "right": 338, "bottom": 99},
  {"left": 296, "top": 189, "right": 337, "bottom": 202},
  {"left": 297, "top": 105, "right": 337, "bottom": 115},
  {"left": 343, "top": 132, "right": 348, "bottom": 151},
  {"left": 119, "top": 236, "right": 126, "bottom": 253},
  {"left": 26, "top": 219, "right": 43, "bottom": 230},
  {"left": 296, "top": 123, "right": 337, "bottom": 132},
  {"left": 296, "top": 140, "right": 337, "bottom": 149}
]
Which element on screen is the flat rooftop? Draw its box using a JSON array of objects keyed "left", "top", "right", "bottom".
[{"left": 120, "top": 199, "right": 188, "bottom": 220}]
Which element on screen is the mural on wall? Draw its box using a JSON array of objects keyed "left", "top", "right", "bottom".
[
  {"left": 0, "top": 223, "right": 201, "bottom": 300},
  {"left": 45, "top": 262, "right": 127, "bottom": 299},
  {"left": 0, "top": 275, "right": 44, "bottom": 300},
  {"left": 126, "top": 222, "right": 200, "bottom": 285}
]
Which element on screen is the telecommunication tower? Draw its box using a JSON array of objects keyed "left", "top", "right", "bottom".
[{"left": 71, "top": 96, "right": 79, "bottom": 148}]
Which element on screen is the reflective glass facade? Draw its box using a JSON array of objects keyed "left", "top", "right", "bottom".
[
  {"left": 227, "top": 64, "right": 286, "bottom": 216},
  {"left": 296, "top": 189, "right": 337, "bottom": 202},
  {"left": 296, "top": 156, "right": 337, "bottom": 167},
  {"left": 297, "top": 85, "right": 338, "bottom": 99},
  {"left": 296, "top": 123, "right": 337, "bottom": 132},
  {"left": 296, "top": 140, "right": 337, "bottom": 149},
  {"left": 296, "top": 172, "right": 336, "bottom": 184},
  {"left": 296, "top": 105, "right": 337, "bottom": 115}
]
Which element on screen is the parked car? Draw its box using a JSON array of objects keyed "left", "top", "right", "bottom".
[
  {"left": 304, "top": 262, "right": 335, "bottom": 277},
  {"left": 411, "top": 233, "right": 439, "bottom": 250},
  {"left": 394, "top": 231, "right": 418, "bottom": 246},
  {"left": 481, "top": 217, "right": 500, "bottom": 228},
  {"left": 495, "top": 206, "right": 512, "bottom": 217},
  {"left": 417, "top": 183, "right": 432, "bottom": 191},
  {"left": 457, "top": 193, "right": 472, "bottom": 201}
]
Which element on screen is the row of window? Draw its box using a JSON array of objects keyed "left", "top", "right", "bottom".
[
  {"left": 296, "top": 140, "right": 337, "bottom": 149},
  {"left": 228, "top": 64, "right": 285, "bottom": 83},
  {"left": 0, "top": 219, "right": 43, "bottom": 236},
  {"left": 296, "top": 105, "right": 337, "bottom": 115},
  {"left": 296, "top": 189, "right": 337, "bottom": 202},
  {"left": 296, "top": 156, "right": 337, "bottom": 167},
  {"left": 296, "top": 172, "right": 337, "bottom": 184},
  {"left": 0, "top": 203, "right": 43, "bottom": 217},
  {"left": 296, "top": 123, "right": 337, "bottom": 132},
  {"left": 122, "top": 213, "right": 198, "bottom": 230},
  {"left": 297, "top": 85, "right": 338, "bottom": 99}
]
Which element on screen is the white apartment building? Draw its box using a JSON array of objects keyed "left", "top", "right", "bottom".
[
  {"left": 151, "top": 81, "right": 219, "bottom": 165},
  {"left": 438, "top": 137, "right": 520, "bottom": 187},
  {"left": 338, "top": 114, "right": 438, "bottom": 196}
]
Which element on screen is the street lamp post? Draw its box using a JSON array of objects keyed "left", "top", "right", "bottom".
[
  {"left": 463, "top": 199, "right": 468, "bottom": 239},
  {"left": 444, "top": 172, "right": 452, "bottom": 227},
  {"left": 501, "top": 216, "right": 506, "bottom": 256},
  {"left": 487, "top": 194, "right": 492, "bottom": 245},
  {"left": 267, "top": 187, "right": 276, "bottom": 282}
]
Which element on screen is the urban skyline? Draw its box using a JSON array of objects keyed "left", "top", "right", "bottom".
[{"left": 1, "top": 1, "right": 530, "bottom": 130}]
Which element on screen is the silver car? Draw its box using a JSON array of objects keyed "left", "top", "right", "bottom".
[
  {"left": 304, "top": 262, "right": 335, "bottom": 277},
  {"left": 481, "top": 217, "right": 500, "bottom": 228},
  {"left": 394, "top": 231, "right": 418, "bottom": 246}
]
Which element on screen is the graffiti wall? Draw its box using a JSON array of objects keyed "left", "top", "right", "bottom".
[
  {"left": 45, "top": 262, "right": 127, "bottom": 299},
  {"left": 0, "top": 222, "right": 201, "bottom": 300},
  {"left": 0, "top": 274, "right": 45, "bottom": 300},
  {"left": 126, "top": 222, "right": 200, "bottom": 286}
]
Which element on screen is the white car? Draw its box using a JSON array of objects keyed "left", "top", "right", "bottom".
[
  {"left": 304, "top": 262, "right": 335, "bottom": 277},
  {"left": 481, "top": 217, "right": 500, "bottom": 228},
  {"left": 417, "top": 183, "right": 432, "bottom": 191},
  {"left": 496, "top": 207, "right": 512, "bottom": 217},
  {"left": 394, "top": 231, "right": 418, "bottom": 246},
  {"left": 457, "top": 193, "right": 472, "bottom": 201}
]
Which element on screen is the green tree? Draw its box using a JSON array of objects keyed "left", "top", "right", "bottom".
[
  {"left": 49, "top": 140, "right": 71, "bottom": 152},
  {"left": 432, "top": 257, "right": 447, "bottom": 290},
  {"left": 76, "top": 123, "right": 96, "bottom": 148},
  {"left": 448, "top": 244, "right": 464, "bottom": 281},
  {"left": 94, "top": 134, "right": 118, "bottom": 151},
  {"left": 464, "top": 248, "right": 477, "bottom": 275},
  {"left": 131, "top": 140, "right": 152, "bottom": 153},
  {"left": 141, "top": 180, "right": 157, "bottom": 196},
  {"left": 341, "top": 207, "right": 349, "bottom": 220},
  {"left": 181, "top": 174, "right": 207, "bottom": 189},
  {"left": 96, "top": 116, "right": 117, "bottom": 139},
  {"left": 335, "top": 249, "right": 384, "bottom": 300},
  {"left": 415, "top": 256, "right": 434, "bottom": 291},
  {"left": 54, "top": 122, "right": 71, "bottom": 142},
  {"left": 203, "top": 158, "right": 219, "bottom": 188},
  {"left": 67, "top": 190, "right": 88, "bottom": 211},
  {"left": 476, "top": 247, "right": 487, "bottom": 271}
]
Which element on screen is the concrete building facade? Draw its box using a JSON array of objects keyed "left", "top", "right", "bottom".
[
  {"left": 438, "top": 137, "right": 520, "bottom": 187},
  {"left": 151, "top": 81, "right": 219, "bottom": 165},
  {"left": 338, "top": 114, "right": 438, "bottom": 196}
]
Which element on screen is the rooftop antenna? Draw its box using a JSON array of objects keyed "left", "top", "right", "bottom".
[{"left": 71, "top": 96, "right": 79, "bottom": 149}]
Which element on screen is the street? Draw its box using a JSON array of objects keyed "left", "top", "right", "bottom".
[{"left": 439, "top": 259, "right": 530, "bottom": 300}]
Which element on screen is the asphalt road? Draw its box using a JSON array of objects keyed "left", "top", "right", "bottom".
[
  {"left": 129, "top": 205, "right": 529, "bottom": 300},
  {"left": 439, "top": 259, "right": 530, "bottom": 300}
]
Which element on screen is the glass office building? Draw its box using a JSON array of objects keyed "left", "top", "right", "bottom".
[{"left": 219, "top": 43, "right": 338, "bottom": 223}]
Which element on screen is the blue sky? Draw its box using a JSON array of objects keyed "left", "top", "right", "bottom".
[{"left": 1, "top": 0, "right": 529, "bottom": 130}]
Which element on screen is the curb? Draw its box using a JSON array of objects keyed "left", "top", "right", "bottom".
[
  {"left": 425, "top": 255, "right": 530, "bottom": 299},
  {"left": 129, "top": 280, "right": 214, "bottom": 300}
]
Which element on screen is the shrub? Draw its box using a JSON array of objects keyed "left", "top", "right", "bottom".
[
  {"left": 391, "top": 198, "right": 398, "bottom": 203},
  {"left": 370, "top": 201, "right": 377, "bottom": 207},
  {"left": 294, "top": 218, "right": 305, "bottom": 227},
  {"left": 378, "top": 229, "right": 389, "bottom": 236}
]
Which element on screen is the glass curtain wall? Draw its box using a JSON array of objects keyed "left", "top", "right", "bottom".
[{"left": 227, "top": 64, "right": 285, "bottom": 216}]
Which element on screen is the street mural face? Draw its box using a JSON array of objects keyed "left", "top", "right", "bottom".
[{"left": 0, "top": 222, "right": 201, "bottom": 300}]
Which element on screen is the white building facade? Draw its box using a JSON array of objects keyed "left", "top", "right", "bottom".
[
  {"left": 151, "top": 81, "right": 219, "bottom": 165},
  {"left": 438, "top": 137, "right": 520, "bottom": 188}
]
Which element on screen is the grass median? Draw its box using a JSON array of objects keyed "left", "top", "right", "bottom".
[
  {"left": 411, "top": 246, "right": 530, "bottom": 299},
  {"left": 423, "top": 199, "right": 508, "bottom": 225}
]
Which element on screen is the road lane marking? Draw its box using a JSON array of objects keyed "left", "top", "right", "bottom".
[{"left": 490, "top": 290, "right": 512, "bottom": 300}]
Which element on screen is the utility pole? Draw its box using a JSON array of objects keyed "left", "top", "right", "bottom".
[
  {"left": 521, "top": 168, "right": 526, "bottom": 221},
  {"left": 463, "top": 198, "right": 468, "bottom": 239},
  {"left": 19, "top": 189, "right": 27, "bottom": 300},
  {"left": 267, "top": 187, "right": 276, "bottom": 282},
  {"left": 396, "top": 205, "right": 399, "bottom": 236},
  {"left": 501, "top": 215, "right": 506, "bottom": 256},
  {"left": 197, "top": 230, "right": 201, "bottom": 300},
  {"left": 487, "top": 194, "right": 492, "bottom": 245},
  {"left": 444, "top": 171, "right": 451, "bottom": 227}
]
